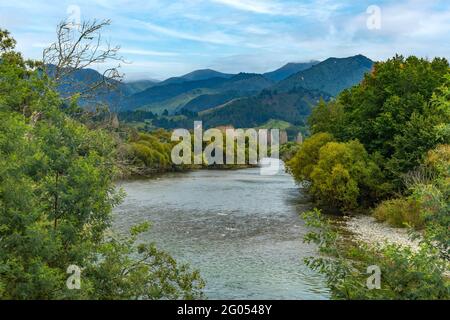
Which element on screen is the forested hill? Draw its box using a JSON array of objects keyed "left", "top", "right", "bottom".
[
  {"left": 263, "top": 61, "right": 319, "bottom": 82},
  {"left": 121, "top": 72, "right": 275, "bottom": 112},
  {"left": 274, "top": 55, "right": 374, "bottom": 96},
  {"left": 159, "top": 69, "right": 234, "bottom": 85},
  {"left": 200, "top": 87, "right": 331, "bottom": 129},
  {"left": 184, "top": 56, "right": 373, "bottom": 129}
]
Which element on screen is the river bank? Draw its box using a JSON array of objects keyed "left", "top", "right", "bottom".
[{"left": 342, "top": 215, "right": 421, "bottom": 251}]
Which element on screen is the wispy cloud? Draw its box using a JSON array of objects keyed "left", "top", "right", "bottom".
[
  {"left": 120, "top": 48, "right": 180, "bottom": 57},
  {"left": 210, "top": 0, "right": 343, "bottom": 18},
  {"left": 210, "top": 0, "right": 286, "bottom": 15},
  {"left": 135, "top": 20, "right": 242, "bottom": 46}
]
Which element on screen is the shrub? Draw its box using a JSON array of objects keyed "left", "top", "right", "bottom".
[
  {"left": 373, "top": 198, "right": 424, "bottom": 228},
  {"left": 303, "top": 209, "right": 450, "bottom": 300},
  {"left": 309, "top": 140, "right": 383, "bottom": 211},
  {"left": 286, "top": 132, "right": 335, "bottom": 183}
]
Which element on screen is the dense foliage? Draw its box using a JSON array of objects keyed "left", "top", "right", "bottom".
[
  {"left": 292, "top": 55, "right": 449, "bottom": 299},
  {"left": 302, "top": 209, "right": 449, "bottom": 300},
  {"left": 289, "top": 56, "right": 450, "bottom": 212},
  {"left": 0, "top": 29, "right": 204, "bottom": 299},
  {"left": 308, "top": 55, "right": 449, "bottom": 186},
  {"left": 117, "top": 130, "right": 175, "bottom": 176}
]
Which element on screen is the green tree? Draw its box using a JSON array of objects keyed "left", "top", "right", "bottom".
[
  {"left": 287, "top": 134, "right": 385, "bottom": 212},
  {"left": 309, "top": 55, "right": 450, "bottom": 186},
  {"left": 0, "top": 29, "right": 204, "bottom": 299},
  {"left": 286, "top": 132, "right": 335, "bottom": 183},
  {"left": 309, "top": 141, "right": 383, "bottom": 211}
]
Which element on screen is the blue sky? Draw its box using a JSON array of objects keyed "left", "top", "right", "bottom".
[{"left": 1, "top": 0, "right": 449, "bottom": 80}]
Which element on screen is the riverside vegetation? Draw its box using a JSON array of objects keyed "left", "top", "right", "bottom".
[
  {"left": 287, "top": 56, "right": 450, "bottom": 299},
  {"left": 0, "top": 24, "right": 267, "bottom": 300},
  {"left": 0, "top": 29, "right": 205, "bottom": 299}
]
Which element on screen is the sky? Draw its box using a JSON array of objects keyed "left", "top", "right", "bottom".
[{"left": 0, "top": 0, "right": 449, "bottom": 81}]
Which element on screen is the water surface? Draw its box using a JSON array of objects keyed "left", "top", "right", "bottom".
[{"left": 113, "top": 168, "right": 329, "bottom": 299}]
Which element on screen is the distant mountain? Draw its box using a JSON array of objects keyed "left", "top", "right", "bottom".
[
  {"left": 274, "top": 55, "right": 374, "bottom": 96},
  {"left": 123, "top": 73, "right": 274, "bottom": 112},
  {"left": 218, "top": 73, "right": 274, "bottom": 92},
  {"left": 179, "top": 69, "right": 235, "bottom": 81},
  {"left": 50, "top": 55, "right": 374, "bottom": 124},
  {"left": 139, "top": 88, "right": 216, "bottom": 115},
  {"left": 199, "top": 87, "right": 331, "bottom": 128},
  {"left": 263, "top": 61, "right": 319, "bottom": 82},
  {"left": 181, "top": 90, "right": 248, "bottom": 113},
  {"left": 47, "top": 65, "right": 129, "bottom": 110},
  {"left": 158, "top": 69, "right": 234, "bottom": 86},
  {"left": 125, "top": 80, "right": 159, "bottom": 94},
  {"left": 123, "top": 77, "right": 229, "bottom": 110}
]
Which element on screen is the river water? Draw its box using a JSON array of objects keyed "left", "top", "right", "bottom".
[{"left": 113, "top": 168, "right": 330, "bottom": 299}]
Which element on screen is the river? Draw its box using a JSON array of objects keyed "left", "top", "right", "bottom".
[{"left": 113, "top": 168, "right": 330, "bottom": 299}]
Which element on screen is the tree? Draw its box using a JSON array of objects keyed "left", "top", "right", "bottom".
[
  {"left": 287, "top": 134, "right": 385, "bottom": 212},
  {"left": 309, "top": 141, "right": 383, "bottom": 211},
  {"left": 308, "top": 56, "right": 450, "bottom": 187},
  {"left": 286, "top": 132, "right": 335, "bottom": 184},
  {"left": 0, "top": 29, "right": 204, "bottom": 300},
  {"left": 308, "top": 99, "right": 345, "bottom": 136},
  {"left": 43, "top": 20, "right": 124, "bottom": 102}
]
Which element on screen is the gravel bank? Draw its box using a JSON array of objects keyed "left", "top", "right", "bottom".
[{"left": 343, "top": 215, "right": 421, "bottom": 251}]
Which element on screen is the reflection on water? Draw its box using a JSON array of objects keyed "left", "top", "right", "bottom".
[{"left": 113, "top": 168, "right": 330, "bottom": 299}]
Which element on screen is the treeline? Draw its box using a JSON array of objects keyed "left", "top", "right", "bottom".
[
  {"left": 287, "top": 55, "right": 449, "bottom": 299},
  {"left": 0, "top": 29, "right": 204, "bottom": 299}
]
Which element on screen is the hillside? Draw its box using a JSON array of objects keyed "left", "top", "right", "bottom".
[
  {"left": 47, "top": 65, "right": 130, "bottom": 110},
  {"left": 123, "top": 73, "right": 274, "bottom": 112},
  {"left": 180, "top": 90, "right": 249, "bottom": 113},
  {"left": 200, "top": 87, "right": 331, "bottom": 128},
  {"left": 263, "top": 61, "right": 319, "bottom": 82},
  {"left": 275, "top": 55, "right": 374, "bottom": 96},
  {"left": 125, "top": 79, "right": 159, "bottom": 94},
  {"left": 158, "top": 69, "right": 234, "bottom": 86}
]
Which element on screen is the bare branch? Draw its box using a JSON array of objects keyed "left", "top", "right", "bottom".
[{"left": 43, "top": 19, "right": 126, "bottom": 105}]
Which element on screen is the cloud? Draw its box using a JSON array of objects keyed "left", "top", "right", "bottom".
[
  {"left": 210, "top": 0, "right": 286, "bottom": 15},
  {"left": 135, "top": 20, "right": 242, "bottom": 46},
  {"left": 210, "top": 0, "right": 344, "bottom": 19},
  {"left": 120, "top": 48, "right": 180, "bottom": 57}
]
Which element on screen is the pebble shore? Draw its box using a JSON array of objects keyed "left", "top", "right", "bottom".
[{"left": 343, "top": 215, "right": 420, "bottom": 251}]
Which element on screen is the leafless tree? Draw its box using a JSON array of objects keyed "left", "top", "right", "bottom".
[{"left": 43, "top": 19, "right": 126, "bottom": 103}]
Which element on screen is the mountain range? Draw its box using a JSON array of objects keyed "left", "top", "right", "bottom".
[{"left": 53, "top": 54, "right": 374, "bottom": 131}]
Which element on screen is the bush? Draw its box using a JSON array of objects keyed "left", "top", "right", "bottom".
[
  {"left": 310, "top": 140, "right": 383, "bottom": 211},
  {"left": 286, "top": 132, "right": 335, "bottom": 183},
  {"left": 303, "top": 209, "right": 450, "bottom": 300},
  {"left": 373, "top": 198, "right": 424, "bottom": 228},
  {"left": 287, "top": 134, "right": 385, "bottom": 212}
]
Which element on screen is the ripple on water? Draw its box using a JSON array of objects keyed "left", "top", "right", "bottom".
[{"left": 113, "top": 168, "right": 330, "bottom": 300}]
